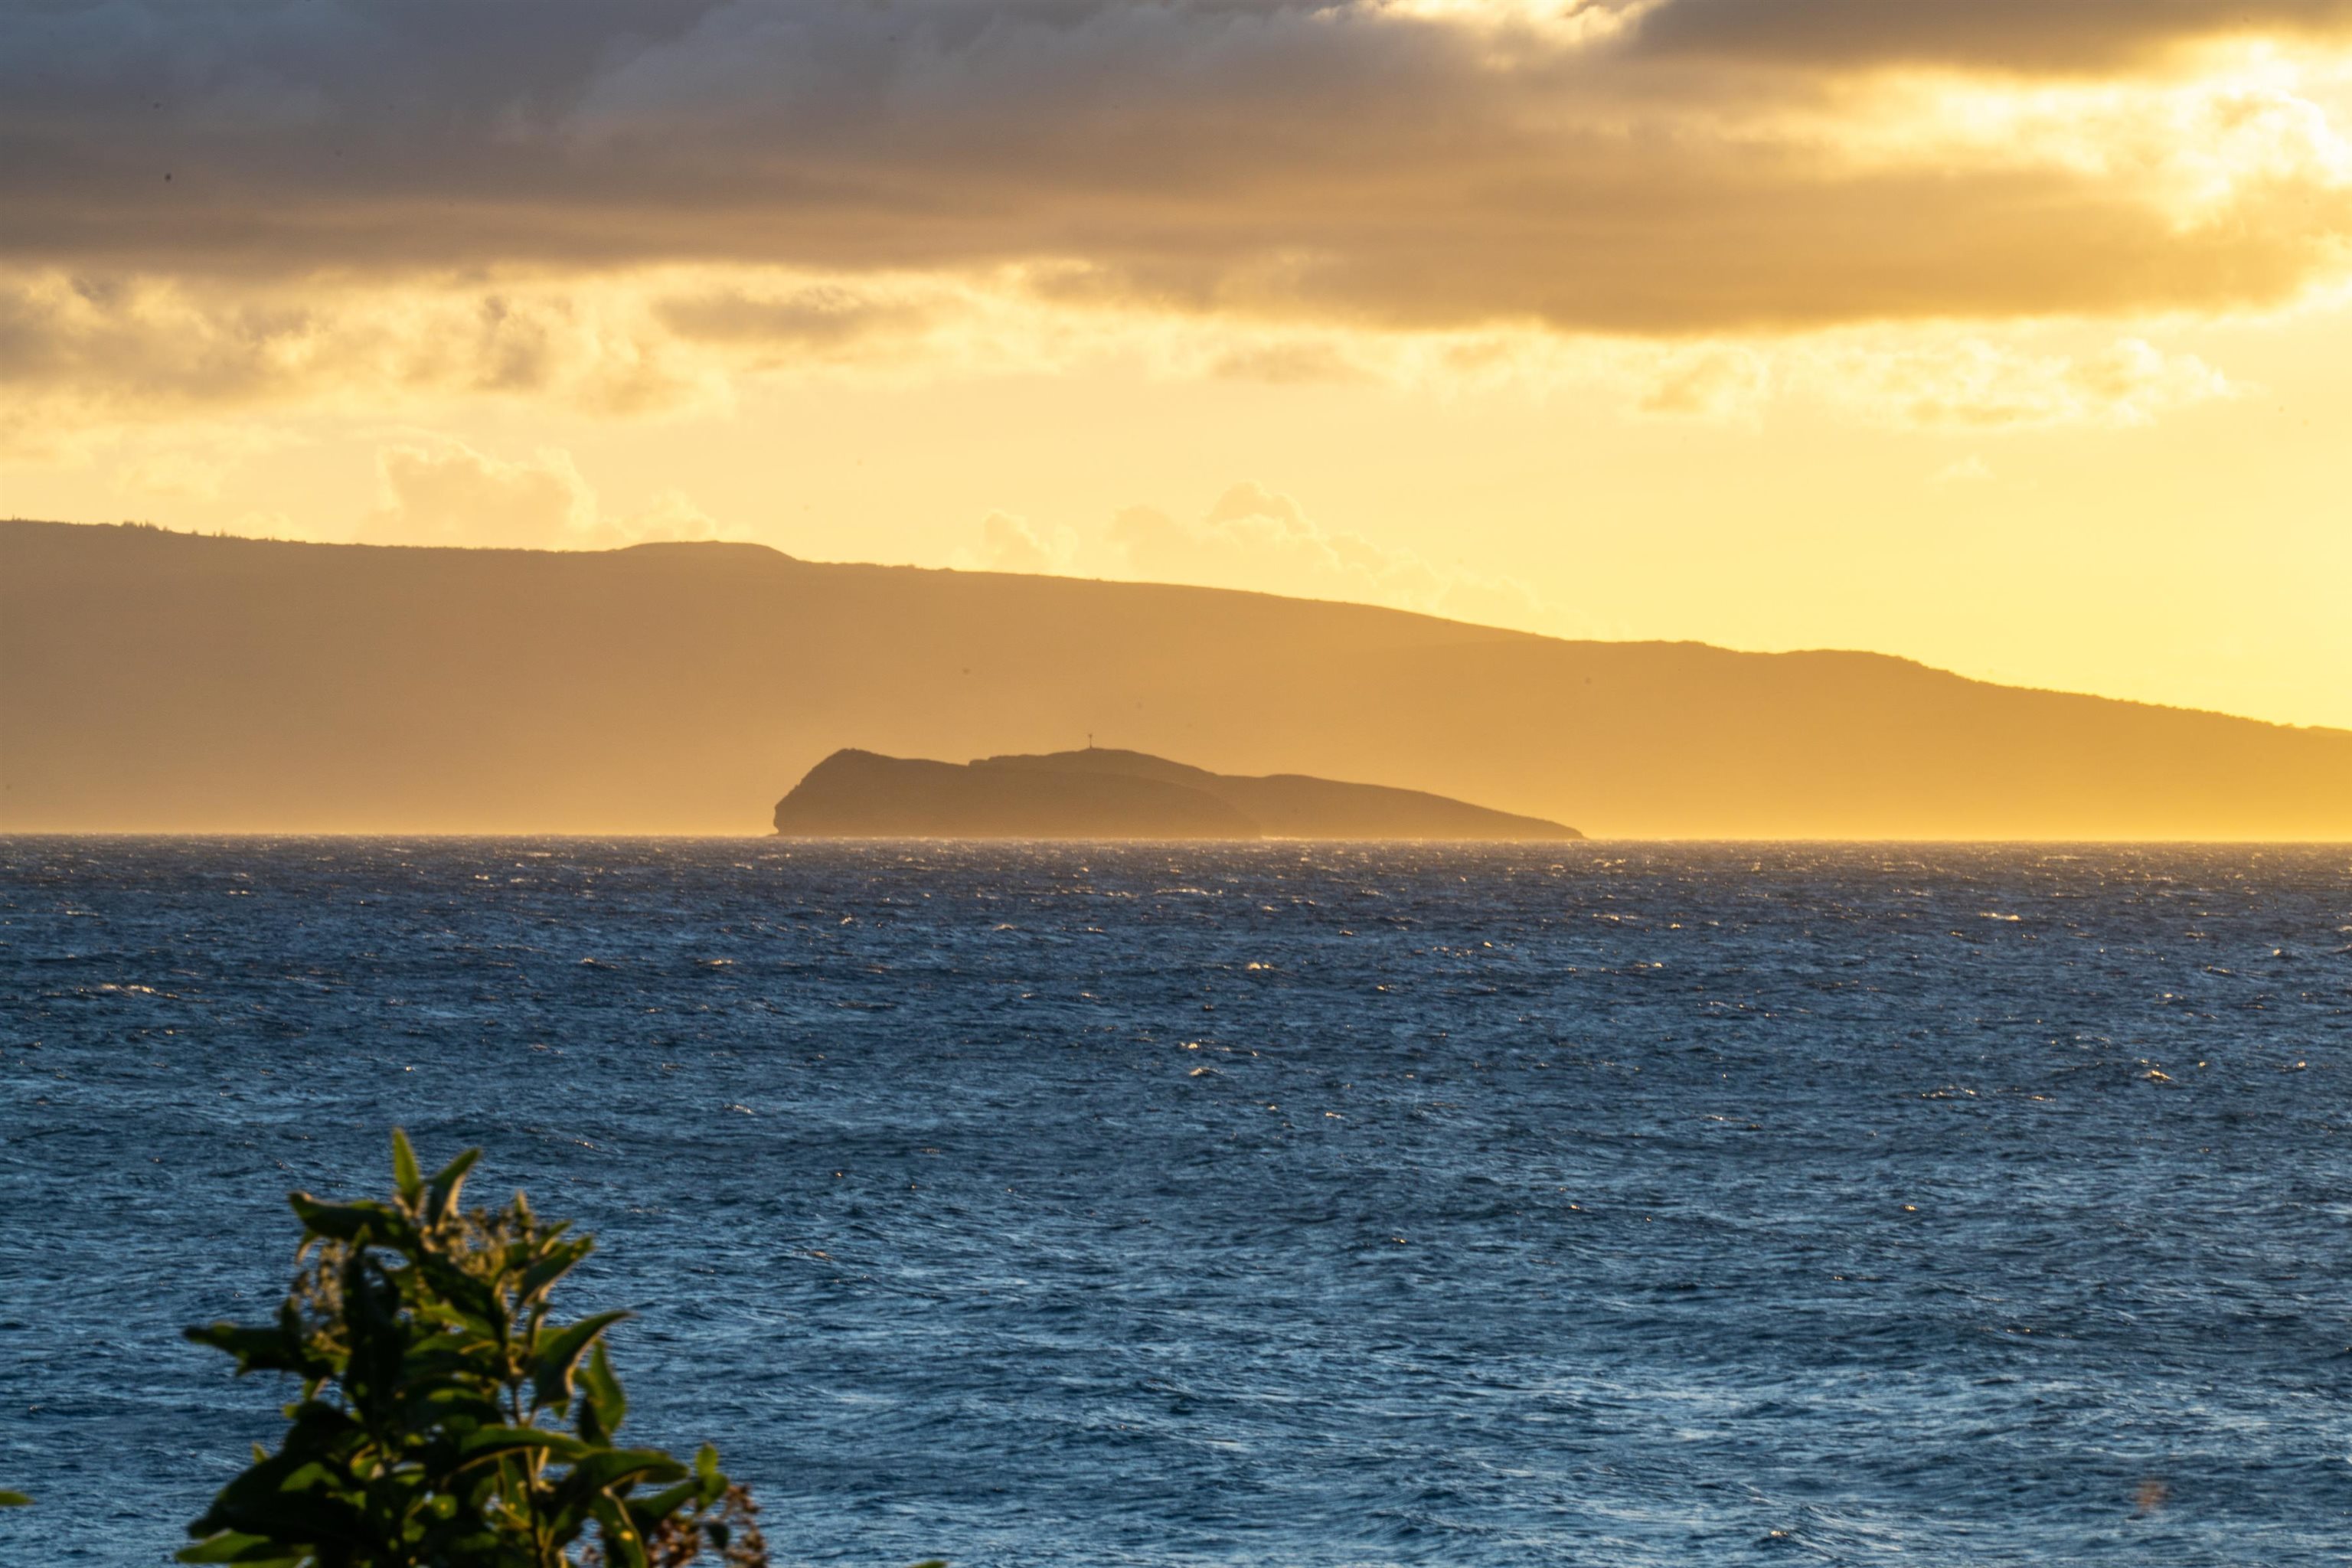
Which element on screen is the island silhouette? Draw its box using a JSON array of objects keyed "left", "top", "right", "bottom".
[
  {"left": 773, "top": 746, "right": 1582, "bottom": 839},
  {"left": 5, "top": 521, "right": 2349, "bottom": 838}
]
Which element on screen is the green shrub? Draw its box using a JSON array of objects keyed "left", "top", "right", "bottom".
[{"left": 180, "top": 1132, "right": 768, "bottom": 1567}]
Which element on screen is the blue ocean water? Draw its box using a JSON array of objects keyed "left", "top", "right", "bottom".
[{"left": 1, "top": 839, "right": 2347, "bottom": 1566}]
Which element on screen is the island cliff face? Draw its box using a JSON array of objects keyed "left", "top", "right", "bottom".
[{"left": 773, "top": 748, "right": 1583, "bottom": 840}]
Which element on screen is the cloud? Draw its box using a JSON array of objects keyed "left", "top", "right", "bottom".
[
  {"left": 952, "top": 510, "right": 1081, "bottom": 574},
  {"left": 655, "top": 285, "right": 934, "bottom": 361},
  {"left": 3, "top": 1, "right": 2349, "bottom": 336},
  {"left": 0, "top": 260, "right": 2254, "bottom": 456},
  {"left": 1799, "top": 336, "right": 2242, "bottom": 428},
  {"left": 358, "top": 437, "right": 724, "bottom": 550},
  {"left": 1210, "top": 341, "right": 1372, "bottom": 385},
  {"left": 1928, "top": 456, "right": 1995, "bottom": 484},
  {"left": 1636, "top": 346, "right": 1770, "bottom": 420},
  {"left": 0, "top": 269, "right": 722, "bottom": 446},
  {"left": 1104, "top": 482, "right": 1545, "bottom": 626},
  {"left": 1631, "top": 0, "right": 2352, "bottom": 70},
  {"left": 362, "top": 443, "right": 596, "bottom": 550}
]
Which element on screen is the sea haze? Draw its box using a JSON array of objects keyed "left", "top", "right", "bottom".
[{"left": 2, "top": 840, "right": 2347, "bottom": 1566}]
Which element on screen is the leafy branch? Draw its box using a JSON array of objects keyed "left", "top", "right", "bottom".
[{"left": 181, "top": 1132, "right": 765, "bottom": 1568}]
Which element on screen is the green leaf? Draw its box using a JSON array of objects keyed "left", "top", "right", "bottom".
[
  {"left": 409, "top": 1252, "right": 502, "bottom": 1328},
  {"left": 515, "top": 1235, "right": 594, "bottom": 1307},
  {"left": 588, "top": 1494, "right": 653, "bottom": 1568},
  {"left": 629, "top": 1478, "right": 703, "bottom": 1522},
  {"left": 423, "top": 1147, "right": 481, "bottom": 1227},
  {"left": 286, "top": 1194, "right": 408, "bottom": 1248},
  {"left": 553, "top": 1447, "right": 686, "bottom": 1501},
  {"left": 577, "top": 1341, "right": 627, "bottom": 1446},
  {"left": 458, "top": 1426, "right": 592, "bottom": 1465},
  {"left": 390, "top": 1129, "right": 423, "bottom": 1207},
  {"left": 185, "top": 1321, "right": 333, "bottom": 1382},
  {"left": 529, "top": 1309, "right": 631, "bottom": 1411}
]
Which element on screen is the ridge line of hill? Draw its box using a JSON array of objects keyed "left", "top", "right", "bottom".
[
  {"left": 4, "top": 519, "right": 2346, "bottom": 837},
  {"left": 8, "top": 519, "right": 2331, "bottom": 736}
]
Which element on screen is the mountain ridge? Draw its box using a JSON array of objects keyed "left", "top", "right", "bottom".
[
  {"left": 621, "top": 537, "right": 2352, "bottom": 739},
  {"left": 4, "top": 520, "right": 2346, "bottom": 838}
]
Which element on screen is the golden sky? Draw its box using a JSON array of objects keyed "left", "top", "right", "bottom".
[{"left": 4, "top": 0, "right": 2349, "bottom": 729}]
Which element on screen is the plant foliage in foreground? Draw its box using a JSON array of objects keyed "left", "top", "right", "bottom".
[{"left": 181, "top": 1132, "right": 768, "bottom": 1567}]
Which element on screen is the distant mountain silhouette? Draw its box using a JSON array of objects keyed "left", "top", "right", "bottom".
[
  {"left": 3, "top": 521, "right": 2348, "bottom": 838},
  {"left": 773, "top": 746, "right": 1582, "bottom": 839}
]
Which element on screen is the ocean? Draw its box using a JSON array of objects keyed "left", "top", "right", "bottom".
[{"left": 1, "top": 839, "right": 2347, "bottom": 1566}]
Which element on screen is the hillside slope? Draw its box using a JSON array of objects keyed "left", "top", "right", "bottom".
[{"left": 2, "top": 521, "right": 2346, "bottom": 837}]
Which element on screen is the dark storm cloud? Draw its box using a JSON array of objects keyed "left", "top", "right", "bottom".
[{"left": 2, "top": 0, "right": 2348, "bottom": 333}]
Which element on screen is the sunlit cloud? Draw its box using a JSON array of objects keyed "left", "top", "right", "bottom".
[
  {"left": 1, "top": 0, "right": 2344, "bottom": 466},
  {"left": 6, "top": 2, "right": 2349, "bottom": 335},
  {"left": 1629, "top": 1, "right": 2352, "bottom": 70},
  {"left": 1818, "top": 51, "right": 2352, "bottom": 212},
  {"left": 7, "top": 0, "right": 2341, "bottom": 466},
  {"left": 1799, "top": 337, "right": 2242, "bottom": 429},
  {"left": 1635, "top": 347, "right": 1771, "bottom": 421},
  {"left": 952, "top": 511, "right": 1084, "bottom": 575},
  {"left": 358, "top": 436, "right": 730, "bottom": 551},
  {"left": 0, "top": 269, "right": 726, "bottom": 455},
  {"left": 0, "top": 260, "right": 2257, "bottom": 456}
]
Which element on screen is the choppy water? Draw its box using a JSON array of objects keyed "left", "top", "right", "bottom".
[{"left": 2, "top": 840, "right": 2348, "bottom": 1566}]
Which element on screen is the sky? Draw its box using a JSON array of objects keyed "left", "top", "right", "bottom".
[{"left": 3, "top": 0, "right": 2349, "bottom": 730}]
